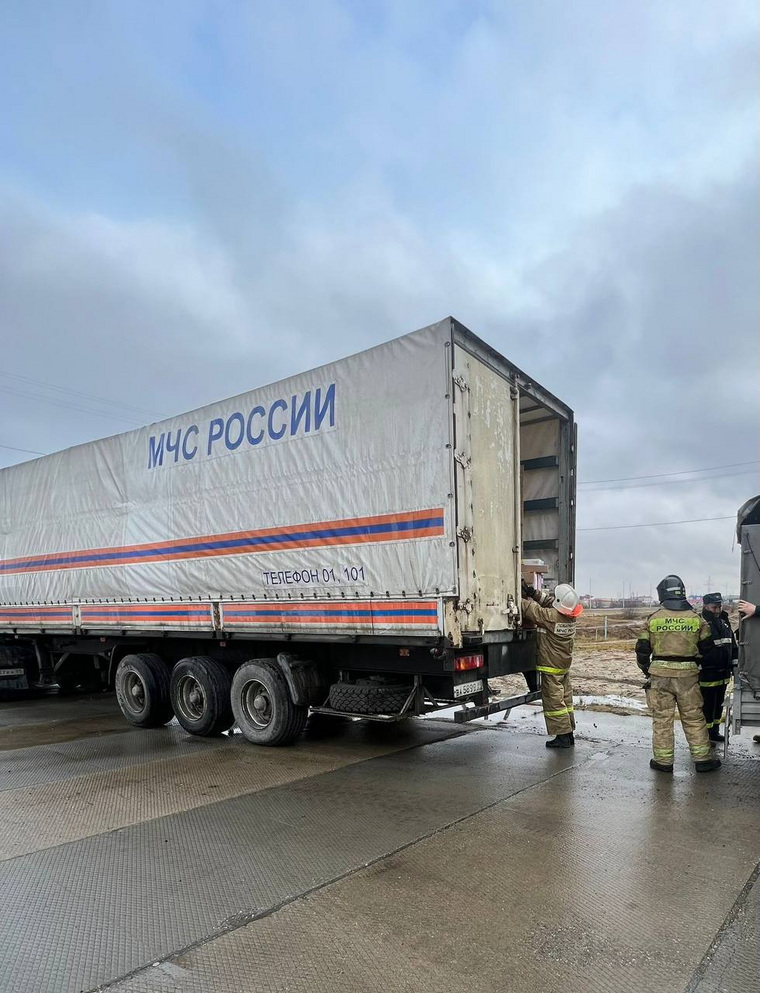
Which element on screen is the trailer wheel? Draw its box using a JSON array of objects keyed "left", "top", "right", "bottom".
[
  {"left": 115, "top": 653, "right": 173, "bottom": 728},
  {"left": 328, "top": 681, "right": 412, "bottom": 715},
  {"left": 231, "top": 659, "right": 308, "bottom": 746},
  {"left": 171, "top": 657, "right": 234, "bottom": 737}
]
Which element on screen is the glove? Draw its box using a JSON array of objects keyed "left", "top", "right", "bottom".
[{"left": 521, "top": 580, "right": 536, "bottom": 598}]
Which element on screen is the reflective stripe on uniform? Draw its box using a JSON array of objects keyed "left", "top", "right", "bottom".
[
  {"left": 537, "top": 665, "right": 570, "bottom": 675},
  {"left": 653, "top": 748, "right": 674, "bottom": 760},
  {"left": 700, "top": 679, "right": 727, "bottom": 687},
  {"left": 651, "top": 660, "right": 698, "bottom": 669},
  {"left": 691, "top": 744, "right": 712, "bottom": 758},
  {"left": 544, "top": 706, "right": 573, "bottom": 718},
  {"left": 713, "top": 638, "right": 733, "bottom": 646}
]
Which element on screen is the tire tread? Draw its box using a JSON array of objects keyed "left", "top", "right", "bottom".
[{"left": 328, "top": 681, "right": 411, "bottom": 715}]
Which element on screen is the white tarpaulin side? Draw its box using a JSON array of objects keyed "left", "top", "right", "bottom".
[{"left": 0, "top": 321, "right": 457, "bottom": 606}]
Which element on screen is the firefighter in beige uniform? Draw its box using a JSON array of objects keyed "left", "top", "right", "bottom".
[
  {"left": 521, "top": 582, "right": 582, "bottom": 749},
  {"left": 635, "top": 575, "right": 720, "bottom": 773}
]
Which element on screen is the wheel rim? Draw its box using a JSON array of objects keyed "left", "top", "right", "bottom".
[
  {"left": 175, "top": 673, "right": 207, "bottom": 722},
  {"left": 122, "top": 670, "right": 147, "bottom": 715},
  {"left": 241, "top": 679, "right": 274, "bottom": 729}
]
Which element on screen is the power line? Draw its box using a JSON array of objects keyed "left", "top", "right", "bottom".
[
  {"left": 0, "top": 442, "right": 47, "bottom": 456},
  {"left": 0, "top": 371, "right": 163, "bottom": 419},
  {"left": 579, "top": 515, "right": 734, "bottom": 532},
  {"left": 0, "top": 384, "right": 144, "bottom": 425},
  {"left": 581, "top": 467, "right": 758, "bottom": 492},
  {"left": 578, "top": 461, "right": 758, "bottom": 485}
]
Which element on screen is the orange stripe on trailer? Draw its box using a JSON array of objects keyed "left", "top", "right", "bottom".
[{"left": 0, "top": 509, "right": 445, "bottom": 576}]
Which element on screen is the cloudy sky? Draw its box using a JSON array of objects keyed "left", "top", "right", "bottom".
[{"left": 1, "top": 0, "right": 757, "bottom": 597}]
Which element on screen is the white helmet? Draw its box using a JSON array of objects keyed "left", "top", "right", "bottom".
[{"left": 553, "top": 583, "right": 582, "bottom": 617}]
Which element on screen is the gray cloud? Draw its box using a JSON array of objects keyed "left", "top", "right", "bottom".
[{"left": 0, "top": 0, "right": 757, "bottom": 596}]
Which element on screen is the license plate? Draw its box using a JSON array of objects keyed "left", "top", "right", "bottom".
[
  {"left": 454, "top": 678, "right": 484, "bottom": 699},
  {"left": 0, "top": 668, "right": 25, "bottom": 678}
]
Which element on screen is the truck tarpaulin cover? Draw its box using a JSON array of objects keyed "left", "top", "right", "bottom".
[
  {"left": 0, "top": 323, "right": 456, "bottom": 605},
  {"left": 738, "top": 495, "right": 760, "bottom": 692}
]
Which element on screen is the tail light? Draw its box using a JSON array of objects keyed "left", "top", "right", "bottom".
[{"left": 454, "top": 653, "right": 484, "bottom": 671}]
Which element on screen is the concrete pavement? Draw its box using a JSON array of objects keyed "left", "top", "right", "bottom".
[{"left": 0, "top": 693, "right": 757, "bottom": 993}]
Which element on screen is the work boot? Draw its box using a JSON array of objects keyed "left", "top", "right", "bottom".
[
  {"left": 649, "top": 759, "right": 673, "bottom": 773},
  {"left": 546, "top": 734, "right": 574, "bottom": 749},
  {"left": 695, "top": 757, "right": 722, "bottom": 773},
  {"left": 708, "top": 729, "right": 725, "bottom": 743}
]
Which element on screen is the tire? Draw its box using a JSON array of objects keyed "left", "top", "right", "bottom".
[
  {"left": 328, "top": 681, "right": 412, "bottom": 715},
  {"left": 170, "top": 656, "right": 234, "bottom": 737},
  {"left": 115, "top": 653, "right": 173, "bottom": 728},
  {"left": 231, "top": 659, "right": 308, "bottom": 746}
]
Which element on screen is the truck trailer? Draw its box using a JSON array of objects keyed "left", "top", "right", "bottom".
[
  {"left": 727, "top": 495, "right": 760, "bottom": 747},
  {"left": 0, "top": 317, "right": 576, "bottom": 744}
]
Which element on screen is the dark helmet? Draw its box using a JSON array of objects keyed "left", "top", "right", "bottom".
[{"left": 657, "top": 575, "right": 686, "bottom": 604}]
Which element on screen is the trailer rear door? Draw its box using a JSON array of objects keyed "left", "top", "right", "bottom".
[{"left": 451, "top": 343, "right": 521, "bottom": 634}]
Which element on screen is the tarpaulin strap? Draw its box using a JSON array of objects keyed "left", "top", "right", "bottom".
[
  {"left": 537, "top": 666, "right": 570, "bottom": 675},
  {"left": 544, "top": 706, "right": 572, "bottom": 717}
]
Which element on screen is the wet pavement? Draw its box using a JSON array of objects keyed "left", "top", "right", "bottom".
[{"left": 0, "top": 692, "right": 758, "bottom": 993}]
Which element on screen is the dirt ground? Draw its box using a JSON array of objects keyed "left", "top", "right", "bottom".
[
  {"left": 491, "top": 641, "right": 645, "bottom": 715},
  {"left": 491, "top": 606, "right": 741, "bottom": 716},
  {"left": 566, "top": 606, "right": 649, "bottom": 711}
]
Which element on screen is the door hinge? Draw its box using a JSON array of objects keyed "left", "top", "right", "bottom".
[
  {"left": 454, "top": 450, "right": 471, "bottom": 470},
  {"left": 452, "top": 374, "right": 469, "bottom": 393},
  {"left": 457, "top": 527, "right": 472, "bottom": 542}
]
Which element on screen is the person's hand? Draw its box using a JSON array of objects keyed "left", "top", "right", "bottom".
[
  {"left": 738, "top": 600, "right": 757, "bottom": 619},
  {"left": 521, "top": 580, "right": 536, "bottom": 597}
]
